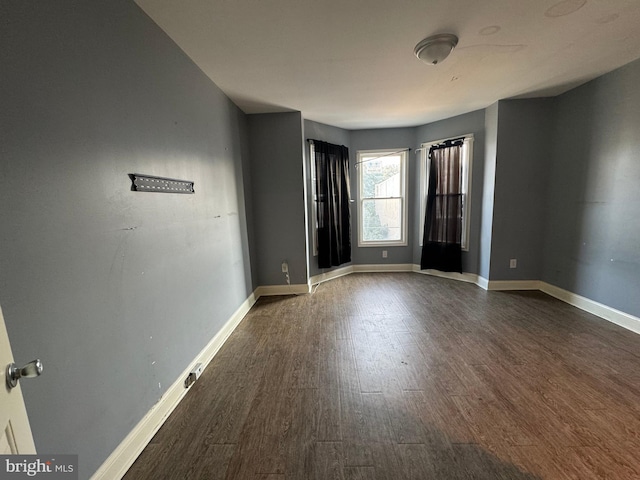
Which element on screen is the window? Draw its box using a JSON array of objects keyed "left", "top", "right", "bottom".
[
  {"left": 309, "top": 141, "right": 318, "bottom": 256},
  {"left": 420, "top": 135, "right": 473, "bottom": 250},
  {"left": 357, "top": 149, "right": 408, "bottom": 246}
]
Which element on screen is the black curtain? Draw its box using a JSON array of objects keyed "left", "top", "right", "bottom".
[
  {"left": 420, "top": 139, "right": 464, "bottom": 273},
  {"left": 312, "top": 140, "right": 351, "bottom": 268}
]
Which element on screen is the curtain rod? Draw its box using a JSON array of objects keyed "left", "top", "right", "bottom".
[
  {"left": 431, "top": 136, "right": 465, "bottom": 147},
  {"left": 416, "top": 136, "right": 466, "bottom": 154},
  {"left": 308, "top": 140, "right": 411, "bottom": 167}
]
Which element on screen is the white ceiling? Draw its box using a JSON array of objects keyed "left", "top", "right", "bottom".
[{"left": 135, "top": 0, "right": 640, "bottom": 130}]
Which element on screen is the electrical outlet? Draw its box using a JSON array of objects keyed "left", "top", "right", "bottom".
[
  {"left": 382, "top": 250, "right": 388, "bottom": 258},
  {"left": 184, "top": 363, "right": 203, "bottom": 388},
  {"left": 281, "top": 262, "right": 288, "bottom": 273},
  {"left": 509, "top": 258, "right": 517, "bottom": 269}
]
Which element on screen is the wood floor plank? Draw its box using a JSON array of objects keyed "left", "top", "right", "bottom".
[
  {"left": 343, "top": 466, "right": 376, "bottom": 480},
  {"left": 335, "top": 338, "right": 361, "bottom": 392},
  {"left": 198, "top": 371, "right": 261, "bottom": 445},
  {"left": 582, "top": 407, "right": 640, "bottom": 449},
  {"left": 451, "top": 391, "right": 539, "bottom": 448},
  {"left": 405, "top": 390, "right": 476, "bottom": 445},
  {"left": 395, "top": 444, "right": 440, "bottom": 479},
  {"left": 285, "top": 387, "right": 319, "bottom": 478},
  {"left": 359, "top": 393, "right": 402, "bottom": 480},
  {"left": 572, "top": 445, "right": 640, "bottom": 479},
  {"left": 316, "top": 387, "right": 341, "bottom": 442},
  {"left": 182, "top": 444, "right": 236, "bottom": 480},
  {"left": 308, "top": 442, "right": 345, "bottom": 480},
  {"left": 450, "top": 444, "right": 539, "bottom": 480},
  {"left": 469, "top": 363, "right": 601, "bottom": 448},
  {"left": 124, "top": 273, "right": 640, "bottom": 480},
  {"left": 340, "top": 387, "right": 374, "bottom": 468},
  {"left": 223, "top": 391, "right": 274, "bottom": 479},
  {"left": 254, "top": 386, "right": 298, "bottom": 475},
  {"left": 505, "top": 445, "right": 595, "bottom": 479},
  {"left": 385, "top": 390, "right": 427, "bottom": 445}
]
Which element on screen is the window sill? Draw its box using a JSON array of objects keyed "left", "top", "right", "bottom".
[{"left": 358, "top": 241, "right": 408, "bottom": 248}]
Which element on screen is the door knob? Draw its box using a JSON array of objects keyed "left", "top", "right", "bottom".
[{"left": 6, "top": 359, "right": 43, "bottom": 389}]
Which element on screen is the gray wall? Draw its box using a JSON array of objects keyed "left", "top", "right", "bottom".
[
  {"left": 414, "top": 110, "right": 486, "bottom": 274},
  {"left": 303, "top": 120, "right": 352, "bottom": 278},
  {"left": 248, "top": 112, "right": 308, "bottom": 286},
  {"left": 350, "top": 128, "right": 417, "bottom": 266},
  {"left": 0, "top": 1, "right": 252, "bottom": 478},
  {"left": 542, "top": 58, "right": 640, "bottom": 317},
  {"left": 489, "top": 99, "right": 554, "bottom": 280}
]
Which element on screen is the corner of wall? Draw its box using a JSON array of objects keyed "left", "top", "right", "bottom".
[{"left": 479, "top": 103, "right": 499, "bottom": 280}]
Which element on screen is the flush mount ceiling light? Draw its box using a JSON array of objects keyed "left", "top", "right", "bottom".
[{"left": 414, "top": 33, "right": 459, "bottom": 65}]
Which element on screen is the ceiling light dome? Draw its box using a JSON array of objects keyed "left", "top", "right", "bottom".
[{"left": 414, "top": 33, "right": 458, "bottom": 65}]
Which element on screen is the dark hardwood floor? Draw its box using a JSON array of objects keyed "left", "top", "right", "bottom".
[{"left": 124, "top": 273, "right": 640, "bottom": 479}]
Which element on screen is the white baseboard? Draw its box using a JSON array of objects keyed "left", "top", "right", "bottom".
[
  {"left": 540, "top": 282, "right": 640, "bottom": 335},
  {"left": 412, "top": 265, "right": 482, "bottom": 286},
  {"left": 309, "top": 265, "right": 354, "bottom": 286},
  {"left": 486, "top": 280, "right": 542, "bottom": 291},
  {"left": 254, "top": 283, "right": 310, "bottom": 296},
  {"left": 476, "top": 275, "right": 489, "bottom": 290},
  {"left": 353, "top": 263, "right": 414, "bottom": 273},
  {"left": 309, "top": 264, "right": 413, "bottom": 287},
  {"left": 90, "top": 292, "right": 258, "bottom": 480}
]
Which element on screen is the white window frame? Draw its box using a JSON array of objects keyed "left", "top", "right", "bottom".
[
  {"left": 309, "top": 142, "right": 318, "bottom": 256},
  {"left": 357, "top": 148, "right": 409, "bottom": 247},
  {"left": 419, "top": 135, "right": 473, "bottom": 251}
]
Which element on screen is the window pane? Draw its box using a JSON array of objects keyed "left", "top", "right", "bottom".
[
  {"left": 361, "top": 156, "right": 401, "bottom": 198},
  {"left": 362, "top": 198, "right": 402, "bottom": 242}
]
